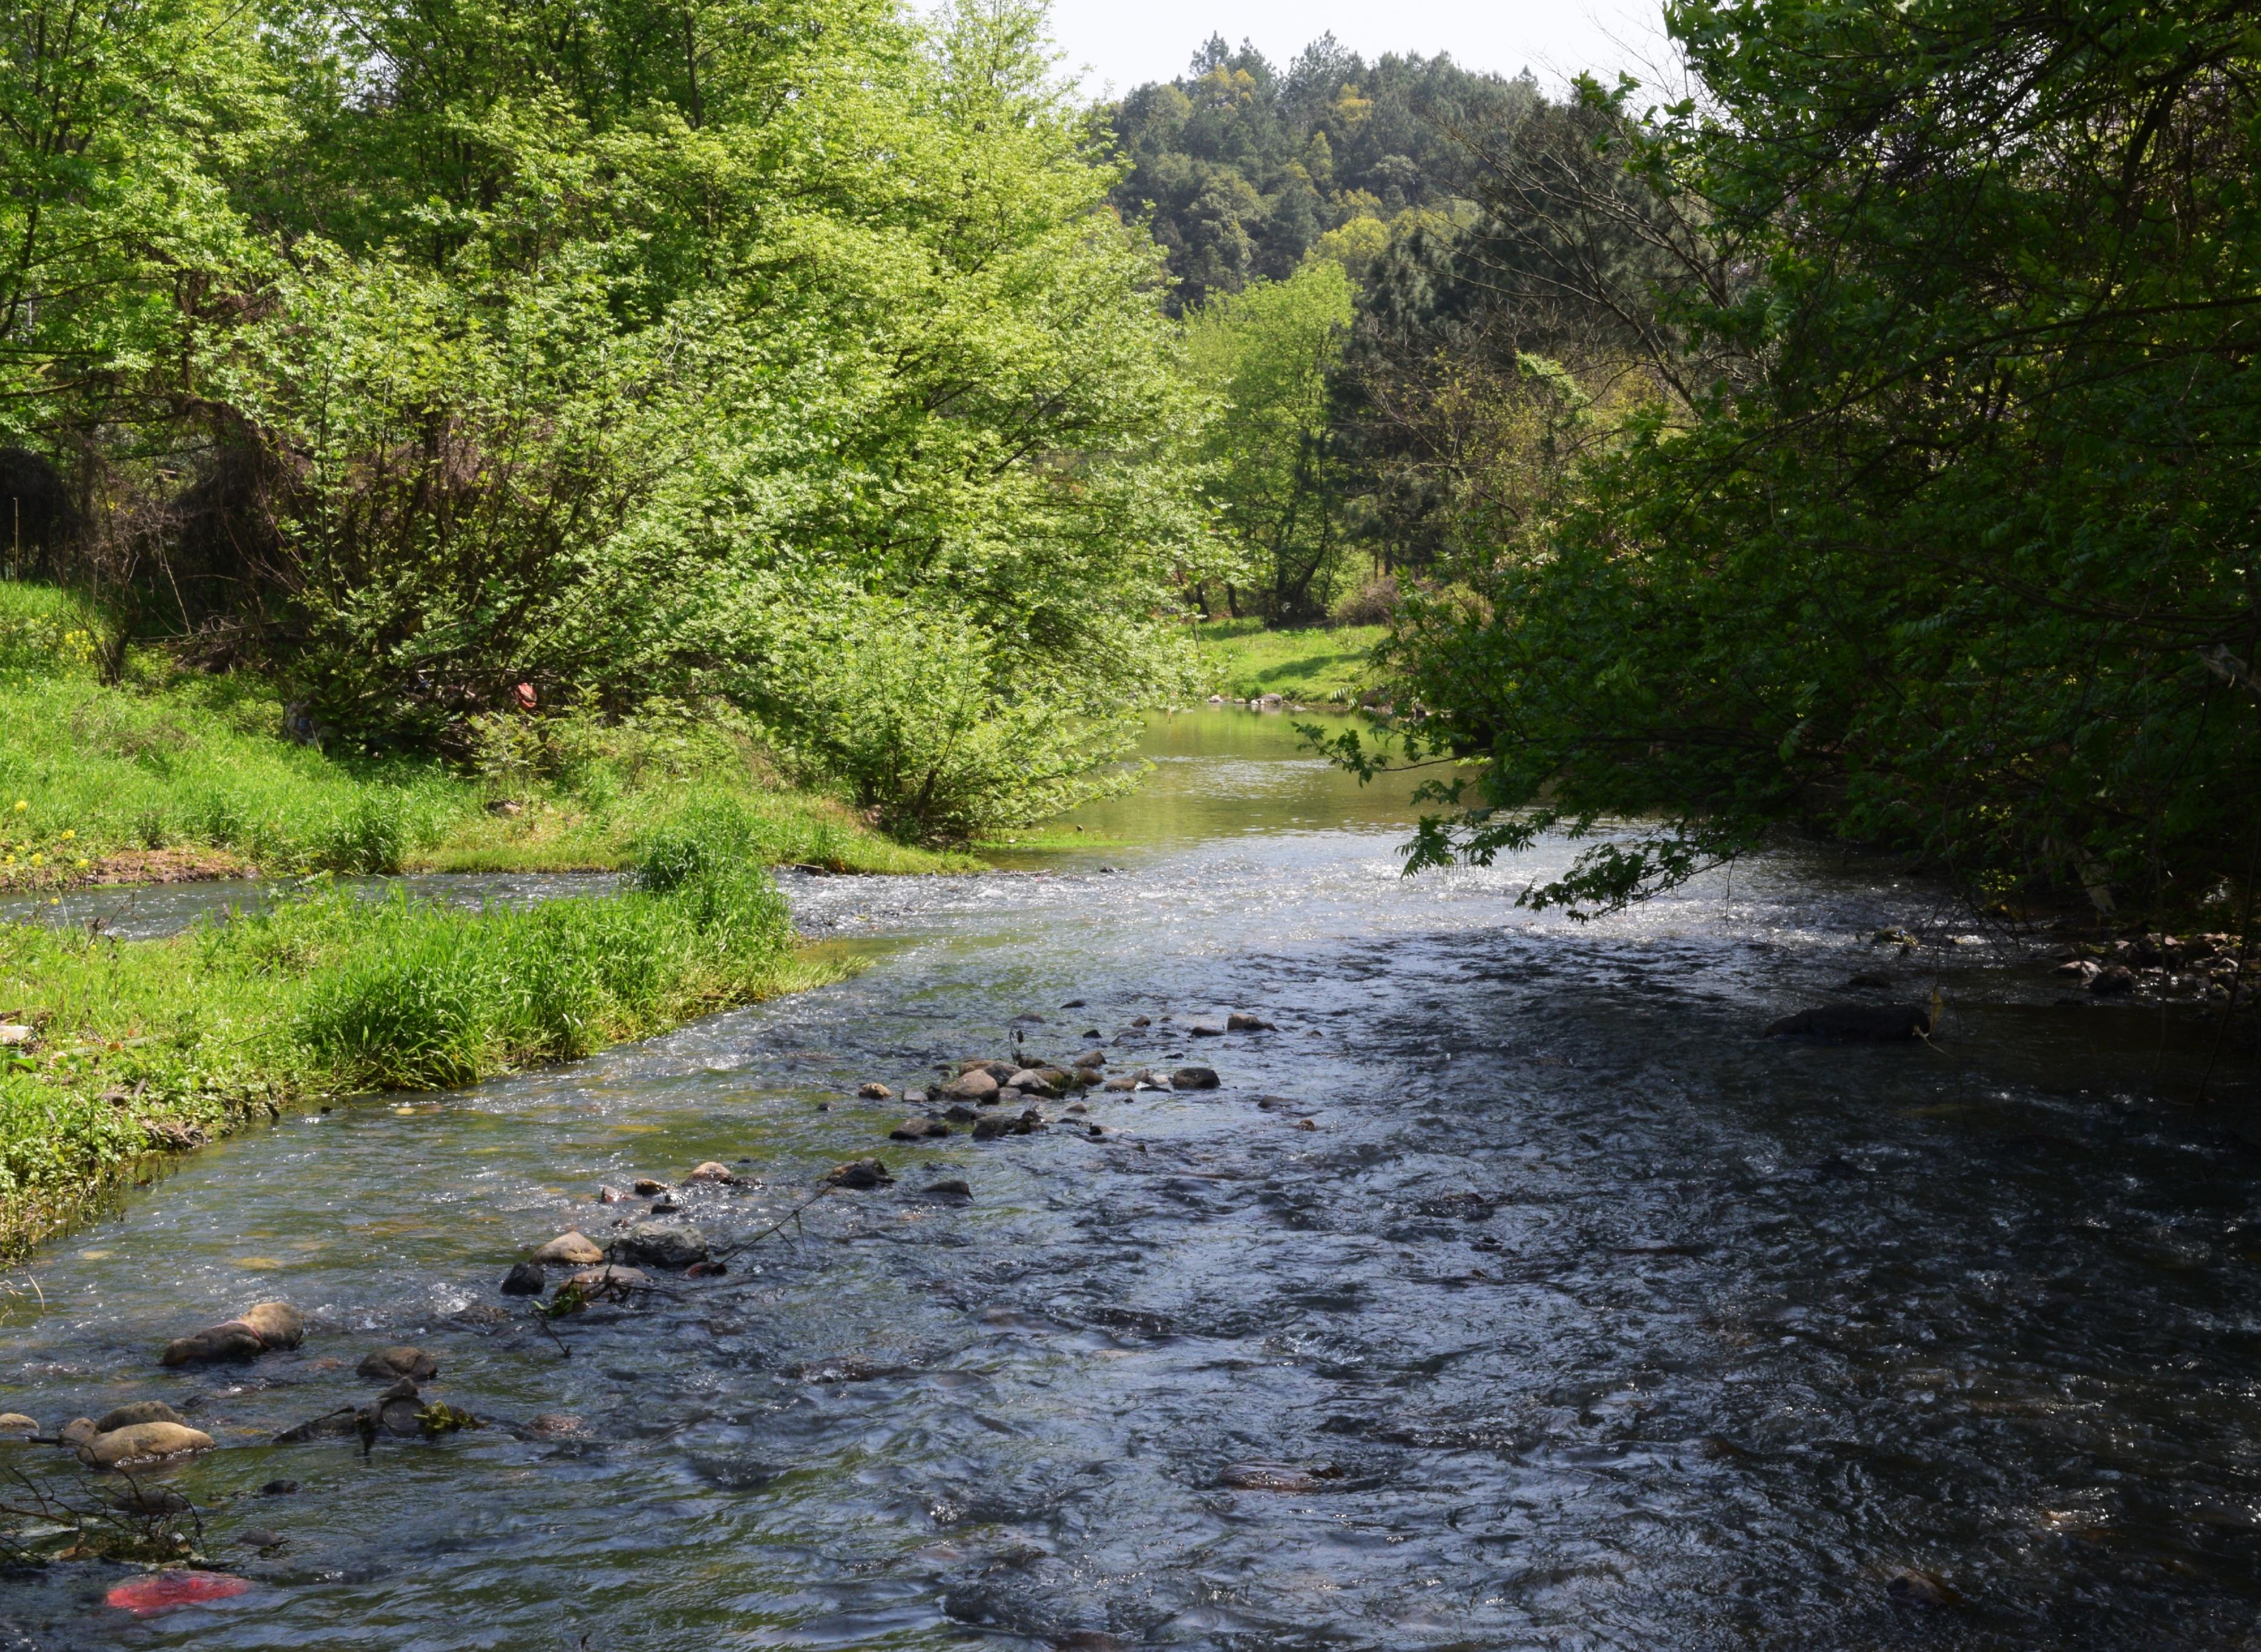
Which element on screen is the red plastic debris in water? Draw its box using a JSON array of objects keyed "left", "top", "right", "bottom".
[{"left": 105, "top": 1571, "right": 252, "bottom": 1616}]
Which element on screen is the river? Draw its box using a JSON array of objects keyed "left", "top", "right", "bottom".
[{"left": 1, "top": 709, "right": 2257, "bottom": 1649}]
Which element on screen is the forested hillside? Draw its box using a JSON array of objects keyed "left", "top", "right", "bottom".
[{"left": 1107, "top": 35, "right": 1530, "bottom": 307}]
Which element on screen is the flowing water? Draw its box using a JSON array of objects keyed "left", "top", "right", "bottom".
[{"left": 2, "top": 711, "right": 2259, "bottom": 1650}]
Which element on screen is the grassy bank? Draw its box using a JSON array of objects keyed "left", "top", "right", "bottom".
[
  {"left": 0, "top": 582, "right": 973, "bottom": 890},
  {"left": 0, "top": 805, "right": 844, "bottom": 1257},
  {"left": 1191, "top": 619, "right": 1383, "bottom": 705}
]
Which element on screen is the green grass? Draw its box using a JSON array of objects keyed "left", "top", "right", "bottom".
[
  {"left": 1190, "top": 619, "right": 1384, "bottom": 705},
  {"left": 0, "top": 580, "right": 975, "bottom": 888},
  {"left": 0, "top": 803, "right": 848, "bottom": 1256}
]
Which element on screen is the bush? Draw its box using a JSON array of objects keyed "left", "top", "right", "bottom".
[
  {"left": 755, "top": 600, "right": 1148, "bottom": 844},
  {"left": 1332, "top": 575, "right": 1399, "bottom": 627}
]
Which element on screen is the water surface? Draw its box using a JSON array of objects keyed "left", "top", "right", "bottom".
[{"left": 1, "top": 709, "right": 2256, "bottom": 1650}]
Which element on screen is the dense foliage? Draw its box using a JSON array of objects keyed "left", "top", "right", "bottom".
[
  {"left": 1322, "top": 0, "right": 2261, "bottom": 923},
  {"left": 2, "top": 0, "right": 1201, "bottom": 839}
]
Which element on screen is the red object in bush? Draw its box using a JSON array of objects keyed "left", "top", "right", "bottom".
[
  {"left": 514, "top": 681, "right": 537, "bottom": 710},
  {"left": 105, "top": 1571, "right": 252, "bottom": 1616}
]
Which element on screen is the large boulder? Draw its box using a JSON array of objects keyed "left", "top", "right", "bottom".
[
  {"left": 943, "top": 1069, "right": 999, "bottom": 1101},
  {"left": 160, "top": 1300, "right": 303, "bottom": 1366},
  {"left": 79, "top": 1422, "right": 215, "bottom": 1466},
  {"left": 616, "top": 1220, "right": 709, "bottom": 1269},
  {"left": 1764, "top": 1004, "right": 1933, "bottom": 1041}
]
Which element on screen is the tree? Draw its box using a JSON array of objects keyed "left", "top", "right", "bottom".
[
  {"left": 1181, "top": 258, "right": 1354, "bottom": 619},
  {"left": 1356, "top": 0, "right": 2261, "bottom": 920}
]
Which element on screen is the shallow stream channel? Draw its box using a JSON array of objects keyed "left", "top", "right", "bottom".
[{"left": 5, "top": 711, "right": 2261, "bottom": 1650}]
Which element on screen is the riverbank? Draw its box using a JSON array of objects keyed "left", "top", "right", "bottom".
[
  {"left": 1191, "top": 618, "right": 1383, "bottom": 704},
  {"left": 0, "top": 807, "right": 847, "bottom": 1258},
  {"left": 0, "top": 583, "right": 974, "bottom": 893}
]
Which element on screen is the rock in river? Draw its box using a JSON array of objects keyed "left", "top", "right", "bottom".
[
  {"left": 0, "top": 1412, "right": 36, "bottom": 1435},
  {"left": 631, "top": 1178, "right": 670, "bottom": 1196},
  {"left": 616, "top": 1219, "right": 710, "bottom": 1268},
  {"left": 358, "top": 1346, "right": 440, "bottom": 1383},
  {"left": 1764, "top": 1004, "right": 1933, "bottom": 1041},
  {"left": 944, "top": 1069, "right": 999, "bottom": 1101},
  {"left": 160, "top": 1300, "right": 304, "bottom": 1366},
  {"left": 500, "top": 1260, "right": 546, "bottom": 1297},
  {"left": 824, "top": 1158, "right": 895, "bottom": 1189},
  {"left": 565, "top": 1264, "right": 653, "bottom": 1294},
  {"left": 93, "top": 1401, "right": 184, "bottom": 1432},
  {"left": 1187, "top": 1021, "right": 1226, "bottom": 1038},
  {"left": 1170, "top": 1067, "right": 1221, "bottom": 1090},
  {"left": 890, "top": 1116, "right": 950, "bottom": 1141},
  {"left": 686, "top": 1161, "right": 737, "bottom": 1184},
  {"left": 79, "top": 1422, "right": 216, "bottom": 1466},
  {"left": 1220, "top": 1462, "right": 1340, "bottom": 1493},
  {"left": 1226, "top": 1012, "right": 1276, "bottom": 1031},
  {"left": 531, "top": 1231, "right": 605, "bottom": 1266},
  {"left": 858, "top": 1082, "right": 894, "bottom": 1100},
  {"left": 1007, "top": 1067, "right": 1063, "bottom": 1096}
]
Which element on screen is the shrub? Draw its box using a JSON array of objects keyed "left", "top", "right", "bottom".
[
  {"left": 1332, "top": 575, "right": 1399, "bottom": 627},
  {"left": 756, "top": 600, "right": 1146, "bottom": 844}
]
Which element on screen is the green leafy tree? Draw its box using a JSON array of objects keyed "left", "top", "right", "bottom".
[
  {"left": 1181, "top": 258, "right": 1355, "bottom": 619},
  {"left": 1357, "top": 0, "right": 2261, "bottom": 920}
]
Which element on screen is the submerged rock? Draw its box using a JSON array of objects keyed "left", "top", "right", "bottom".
[
  {"left": 903, "top": 1088, "right": 930, "bottom": 1106},
  {"left": 944, "top": 1103, "right": 979, "bottom": 1121},
  {"left": 1170, "top": 1067, "right": 1221, "bottom": 1090},
  {"left": 1226, "top": 1012, "right": 1276, "bottom": 1031},
  {"left": 160, "top": 1300, "right": 304, "bottom": 1366},
  {"left": 1884, "top": 1567, "right": 1954, "bottom": 1609},
  {"left": 1219, "top": 1462, "right": 1340, "bottom": 1493},
  {"left": 824, "top": 1158, "right": 895, "bottom": 1189},
  {"left": 357, "top": 1346, "right": 439, "bottom": 1383},
  {"left": 617, "top": 1219, "right": 710, "bottom": 1268},
  {"left": 500, "top": 1261, "right": 547, "bottom": 1297},
  {"left": 858, "top": 1082, "right": 894, "bottom": 1100},
  {"left": 2090, "top": 964, "right": 2138, "bottom": 995},
  {"left": 93, "top": 1400, "right": 183, "bottom": 1432},
  {"left": 923, "top": 1179, "right": 972, "bottom": 1200},
  {"left": 596, "top": 1184, "right": 625, "bottom": 1204},
  {"left": 890, "top": 1116, "right": 950, "bottom": 1141},
  {"left": 1187, "top": 1022, "right": 1226, "bottom": 1038},
  {"left": 1101, "top": 1075, "right": 1138, "bottom": 1092},
  {"left": 531, "top": 1231, "right": 604, "bottom": 1266},
  {"left": 560, "top": 1265, "right": 654, "bottom": 1301},
  {"left": 1764, "top": 1004, "right": 1933, "bottom": 1041},
  {"left": 79, "top": 1421, "right": 215, "bottom": 1466}
]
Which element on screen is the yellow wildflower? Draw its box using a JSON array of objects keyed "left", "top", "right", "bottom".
[
  {"left": 61, "top": 829, "right": 74, "bottom": 841},
  {"left": 29, "top": 853, "right": 42, "bottom": 866},
  {"left": 10, "top": 800, "right": 22, "bottom": 812}
]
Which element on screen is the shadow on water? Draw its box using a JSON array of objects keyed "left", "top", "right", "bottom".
[{"left": 1, "top": 708, "right": 2257, "bottom": 1649}]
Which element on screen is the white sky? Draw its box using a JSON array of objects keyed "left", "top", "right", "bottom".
[{"left": 1044, "top": 0, "right": 1678, "bottom": 102}]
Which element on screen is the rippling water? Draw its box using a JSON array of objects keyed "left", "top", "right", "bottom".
[{"left": 1, "top": 711, "right": 2256, "bottom": 1650}]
